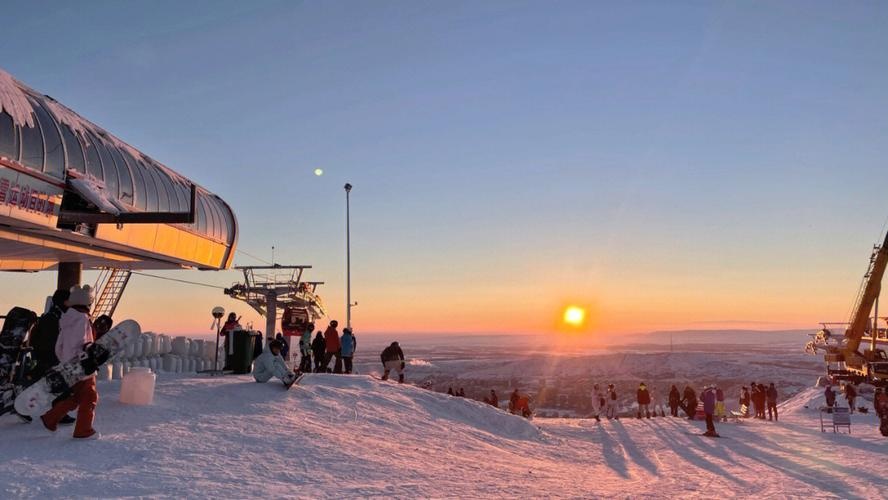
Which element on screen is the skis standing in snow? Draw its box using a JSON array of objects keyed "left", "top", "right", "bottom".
[
  {"left": 40, "top": 285, "right": 99, "bottom": 439},
  {"left": 380, "top": 341, "right": 405, "bottom": 383}
]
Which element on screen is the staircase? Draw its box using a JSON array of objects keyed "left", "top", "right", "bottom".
[{"left": 92, "top": 268, "right": 132, "bottom": 319}]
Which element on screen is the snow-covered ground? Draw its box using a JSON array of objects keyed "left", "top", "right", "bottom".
[{"left": 1, "top": 374, "right": 885, "bottom": 498}]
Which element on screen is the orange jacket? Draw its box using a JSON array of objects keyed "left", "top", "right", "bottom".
[{"left": 324, "top": 326, "right": 340, "bottom": 352}]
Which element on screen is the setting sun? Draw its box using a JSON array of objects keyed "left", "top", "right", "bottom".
[{"left": 563, "top": 306, "right": 586, "bottom": 327}]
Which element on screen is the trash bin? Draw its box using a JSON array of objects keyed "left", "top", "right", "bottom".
[{"left": 231, "top": 330, "right": 258, "bottom": 374}]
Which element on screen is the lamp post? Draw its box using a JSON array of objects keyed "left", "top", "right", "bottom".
[{"left": 344, "top": 183, "right": 352, "bottom": 329}]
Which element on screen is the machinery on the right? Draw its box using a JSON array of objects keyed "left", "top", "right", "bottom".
[{"left": 806, "top": 229, "right": 888, "bottom": 435}]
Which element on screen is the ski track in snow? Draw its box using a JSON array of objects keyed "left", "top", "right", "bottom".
[{"left": 0, "top": 375, "right": 885, "bottom": 499}]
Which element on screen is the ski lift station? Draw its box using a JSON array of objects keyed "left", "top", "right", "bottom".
[{"left": 0, "top": 67, "right": 238, "bottom": 314}]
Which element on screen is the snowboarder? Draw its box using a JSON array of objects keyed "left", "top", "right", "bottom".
[
  {"left": 379, "top": 341, "right": 405, "bottom": 383},
  {"left": 340, "top": 328, "right": 357, "bottom": 374},
  {"left": 27, "top": 289, "right": 69, "bottom": 380},
  {"left": 824, "top": 385, "right": 836, "bottom": 411},
  {"left": 252, "top": 339, "right": 297, "bottom": 386},
  {"left": 844, "top": 383, "right": 857, "bottom": 413},
  {"left": 606, "top": 384, "right": 619, "bottom": 419},
  {"left": 715, "top": 386, "right": 726, "bottom": 422},
  {"left": 636, "top": 382, "right": 651, "bottom": 419},
  {"left": 298, "top": 323, "right": 314, "bottom": 373},
  {"left": 701, "top": 385, "right": 719, "bottom": 437},
  {"left": 311, "top": 331, "right": 326, "bottom": 373},
  {"left": 40, "top": 285, "right": 99, "bottom": 439},
  {"left": 323, "top": 320, "right": 341, "bottom": 373},
  {"left": 668, "top": 385, "right": 680, "bottom": 417},
  {"left": 766, "top": 382, "right": 778, "bottom": 421},
  {"left": 681, "top": 385, "right": 697, "bottom": 420}
]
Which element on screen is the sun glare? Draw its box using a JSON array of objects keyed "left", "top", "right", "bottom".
[{"left": 563, "top": 306, "right": 586, "bottom": 327}]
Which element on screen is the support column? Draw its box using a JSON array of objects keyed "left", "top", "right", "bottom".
[
  {"left": 57, "top": 262, "right": 82, "bottom": 291},
  {"left": 265, "top": 292, "right": 277, "bottom": 343}
]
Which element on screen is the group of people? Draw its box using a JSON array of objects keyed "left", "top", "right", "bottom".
[
  {"left": 823, "top": 383, "right": 858, "bottom": 412},
  {"left": 19, "top": 286, "right": 114, "bottom": 439},
  {"left": 447, "top": 387, "right": 467, "bottom": 397},
  {"left": 739, "top": 382, "right": 779, "bottom": 421}
]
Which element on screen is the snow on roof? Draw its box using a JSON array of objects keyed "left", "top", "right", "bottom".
[{"left": 0, "top": 68, "right": 35, "bottom": 128}]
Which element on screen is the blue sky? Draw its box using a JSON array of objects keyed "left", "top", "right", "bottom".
[{"left": 1, "top": 1, "right": 887, "bottom": 335}]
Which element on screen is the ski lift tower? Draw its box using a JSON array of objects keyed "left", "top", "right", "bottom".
[{"left": 223, "top": 265, "right": 327, "bottom": 342}]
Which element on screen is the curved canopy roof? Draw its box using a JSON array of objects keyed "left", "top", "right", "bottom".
[{"left": 0, "top": 68, "right": 237, "bottom": 269}]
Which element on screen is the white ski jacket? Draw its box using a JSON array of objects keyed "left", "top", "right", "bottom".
[{"left": 55, "top": 308, "right": 93, "bottom": 364}]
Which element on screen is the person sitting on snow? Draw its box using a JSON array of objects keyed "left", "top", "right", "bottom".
[
  {"left": 41, "top": 285, "right": 99, "bottom": 439},
  {"left": 253, "top": 339, "right": 297, "bottom": 387},
  {"left": 379, "top": 341, "right": 405, "bottom": 383}
]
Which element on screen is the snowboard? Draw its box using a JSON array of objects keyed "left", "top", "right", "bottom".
[
  {"left": 0, "top": 307, "right": 38, "bottom": 416},
  {"left": 14, "top": 319, "right": 141, "bottom": 417},
  {"left": 285, "top": 372, "right": 305, "bottom": 390}
]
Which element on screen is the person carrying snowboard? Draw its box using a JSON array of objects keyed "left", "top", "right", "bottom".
[
  {"left": 740, "top": 386, "right": 751, "bottom": 416},
  {"left": 766, "top": 382, "right": 778, "bottom": 421},
  {"left": 253, "top": 339, "right": 298, "bottom": 387},
  {"left": 379, "top": 341, "right": 405, "bottom": 383},
  {"left": 40, "top": 285, "right": 98, "bottom": 439},
  {"left": 636, "top": 382, "right": 651, "bottom": 419},
  {"left": 668, "top": 385, "right": 681, "bottom": 417},
  {"left": 701, "top": 385, "right": 719, "bottom": 437},
  {"left": 311, "top": 331, "right": 326, "bottom": 373},
  {"left": 298, "top": 323, "right": 314, "bottom": 373},
  {"left": 340, "top": 328, "right": 357, "bottom": 374}
]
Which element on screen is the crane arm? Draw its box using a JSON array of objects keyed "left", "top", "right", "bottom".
[{"left": 845, "top": 230, "right": 888, "bottom": 355}]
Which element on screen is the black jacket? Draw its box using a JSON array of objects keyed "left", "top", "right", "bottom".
[
  {"left": 380, "top": 344, "right": 404, "bottom": 363},
  {"left": 311, "top": 334, "right": 326, "bottom": 356},
  {"left": 29, "top": 304, "right": 64, "bottom": 367},
  {"left": 668, "top": 387, "right": 681, "bottom": 405}
]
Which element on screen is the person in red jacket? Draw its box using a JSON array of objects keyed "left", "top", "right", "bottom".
[
  {"left": 41, "top": 285, "right": 99, "bottom": 439},
  {"left": 323, "top": 320, "right": 341, "bottom": 373}
]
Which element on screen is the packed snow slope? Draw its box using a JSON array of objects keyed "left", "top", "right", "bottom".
[{"left": 0, "top": 375, "right": 885, "bottom": 498}]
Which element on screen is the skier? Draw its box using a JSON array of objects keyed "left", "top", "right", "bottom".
[
  {"left": 311, "top": 331, "right": 326, "bottom": 373},
  {"left": 339, "top": 328, "right": 357, "bottom": 374},
  {"left": 379, "top": 341, "right": 405, "bottom": 383},
  {"left": 323, "top": 320, "right": 341, "bottom": 373},
  {"left": 252, "top": 339, "right": 297, "bottom": 386},
  {"left": 681, "top": 385, "right": 697, "bottom": 420},
  {"left": 766, "top": 382, "right": 778, "bottom": 421},
  {"left": 701, "top": 385, "right": 719, "bottom": 437},
  {"left": 298, "top": 323, "right": 314, "bottom": 373},
  {"left": 824, "top": 385, "right": 836, "bottom": 411},
  {"left": 606, "top": 384, "right": 619, "bottom": 419},
  {"left": 28, "top": 289, "right": 69, "bottom": 379},
  {"left": 668, "top": 385, "right": 681, "bottom": 417},
  {"left": 636, "top": 382, "right": 651, "bottom": 419},
  {"left": 40, "top": 285, "right": 99, "bottom": 439},
  {"left": 715, "top": 386, "right": 726, "bottom": 422},
  {"left": 845, "top": 383, "right": 857, "bottom": 413}
]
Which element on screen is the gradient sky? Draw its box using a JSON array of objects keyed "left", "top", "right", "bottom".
[{"left": 1, "top": 1, "right": 888, "bottom": 337}]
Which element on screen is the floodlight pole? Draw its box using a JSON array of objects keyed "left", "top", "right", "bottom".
[{"left": 345, "top": 183, "right": 352, "bottom": 329}]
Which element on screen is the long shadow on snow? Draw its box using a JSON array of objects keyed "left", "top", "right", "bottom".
[
  {"left": 709, "top": 425, "right": 865, "bottom": 498},
  {"left": 596, "top": 423, "right": 631, "bottom": 478},
  {"left": 610, "top": 420, "right": 659, "bottom": 476},
  {"left": 655, "top": 420, "right": 749, "bottom": 487}
]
